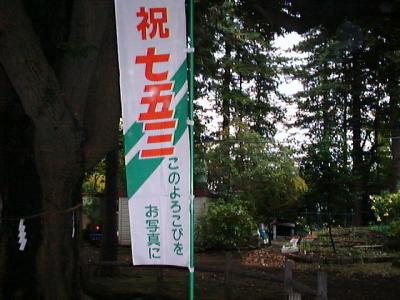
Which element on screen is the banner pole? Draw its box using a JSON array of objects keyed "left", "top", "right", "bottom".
[{"left": 188, "top": 0, "right": 195, "bottom": 299}]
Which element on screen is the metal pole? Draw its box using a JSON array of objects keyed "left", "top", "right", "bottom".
[{"left": 188, "top": 0, "right": 195, "bottom": 299}]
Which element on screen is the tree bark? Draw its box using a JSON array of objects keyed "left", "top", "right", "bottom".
[
  {"left": 221, "top": 42, "right": 232, "bottom": 197},
  {"left": 341, "top": 91, "right": 349, "bottom": 169},
  {"left": 388, "top": 74, "right": 400, "bottom": 192},
  {"left": 0, "top": 0, "right": 120, "bottom": 298},
  {"left": 0, "top": 66, "right": 43, "bottom": 299},
  {"left": 350, "top": 52, "right": 364, "bottom": 226},
  {"left": 82, "top": 8, "right": 121, "bottom": 170},
  {"left": 222, "top": 43, "right": 232, "bottom": 140},
  {"left": 60, "top": 0, "right": 112, "bottom": 125},
  {"left": 100, "top": 148, "right": 119, "bottom": 276}
]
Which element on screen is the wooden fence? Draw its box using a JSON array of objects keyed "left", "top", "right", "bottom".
[
  {"left": 88, "top": 254, "right": 328, "bottom": 299},
  {"left": 220, "top": 253, "right": 327, "bottom": 300}
]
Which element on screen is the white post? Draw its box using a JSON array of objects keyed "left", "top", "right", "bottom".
[{"left": 317, "top": 272, "right": 328, "bottom": 300}]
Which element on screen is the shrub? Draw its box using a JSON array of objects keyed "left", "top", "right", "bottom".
[
  {"left": 196, "top": 198, "right": 255, "bottom": 250},
  {"left": 370, "top": 190, "right": 400, "bottom": 222},
  {"left": 370, "top": 191, "right": 400, "bottom": 249}
]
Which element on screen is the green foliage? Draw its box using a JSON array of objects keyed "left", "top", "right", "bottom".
[
  {"left": 386, "top": 221, "right": 400, "bottom": 249},
  {"left": 196, "top": 198, "right": 255, "bottom": 250},
  {"left": 195, "top": 0, "right": 285, "bottom": 140},
  {"left": 291, "top": 23, "right": 398, "bottom": 222},
  {"left": 300, "top": 139, "right": 354, "bottom": 219},
  {"left": 82, "top": 196, "right": 101, "bottom": 227},
  {"left": 370, "top": 191, "right": 400, "bottom": 249},
  {"left": 81, "top": 160, "right": 106, "bottom": 229},
  {"left": 370, "top": 221, "right": 400, "bottom": 250},
  {"left": 82, "top": 159, "right": 106, "bottom": 194},
  {"left": 371, "top": 190, "right": 400, "bottom": 222},
  {"left": 206, "top": 121, "right": 307, "bottom": 218}
]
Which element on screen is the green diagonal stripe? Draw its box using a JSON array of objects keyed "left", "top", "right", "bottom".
[
  {"left": 125, "top": 60, "right": 189, "bottom": 199},
  {"left": 173, "top": 93, "right": 189, "bottom": 144},
  {"left": 126, "top": 153, "right": 163, "bottom": 198},
  {"left": 124, "top": 123, "right": 144, "bottom": 155},
  {"left": 172, "top": 59, "right": 187, "bottom": 95}
]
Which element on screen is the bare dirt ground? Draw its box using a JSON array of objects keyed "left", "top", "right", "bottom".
[{"left": 83, "top": 241, "right": 400, "bottom": 300}]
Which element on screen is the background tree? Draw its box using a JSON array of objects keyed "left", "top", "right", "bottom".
[
  {"left": 287, "top": 2, "right": 400, "bottom": 225},
  {"left": 196, "top": 0, "right": 285, "bottom": 139},
  {"left": 195, "top": 0, "right": 288, "bottom": 202},
  {"left": 206, "top": 121, "right": 307, "bottom": 220}
]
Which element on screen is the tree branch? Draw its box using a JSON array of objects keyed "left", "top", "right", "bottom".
[
  {"left": 0, "top": 0, "right": 119, "bottom": 172},
  {"left": 83, "top": 9, "right": 121, "bottom": 170},
  {"left": 250, "top": 2, "right": 302, "bottom": 33},
  {"left": 0, "top": 0, "right": 83, "bottom": 194},
  {"left": 59, "top": 0, "right": 112, "bottom": 126},
  {"left": 0, "top": 0, "right": 68, "bottom": 125}
]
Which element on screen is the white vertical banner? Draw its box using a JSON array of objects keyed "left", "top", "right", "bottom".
[{"left": 115, "top": 0, "right": 190, "bottom": 267}]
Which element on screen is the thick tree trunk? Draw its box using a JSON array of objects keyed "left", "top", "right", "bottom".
[
  {"left": 351, "top": 103, "right": 364, "bottom": 226},
  {"left": 221, "top": 42, "right": 232, "bottom": 196},
  {"left": 0, "top": 1, "right": 120, "bottom": 299},
  {"left": 82, "top": 9, "right": 121, "bottom": 170},
  {"left": 0, "top": 67, "right": 42, "bottom": 299},
  {"left": 35, "top": 137, "right": 83, "bottom": 299},
  {"left": 222, "top": 43, "right": 232, "bottom": 140},
  {"left": 100, "top": 148, "right": 119, "bottom": 275},
  {"left": 341, "top": 92, "right": 349, "bottom": 169},
  {"left": 60, "top": 0, "right": 111, "bottom": 125},
  {"left": 388, "top": 76, "right": 400, "bottom": 192},
  {"left": 350, "top": 53, "right": 364, "bottom": 226}
]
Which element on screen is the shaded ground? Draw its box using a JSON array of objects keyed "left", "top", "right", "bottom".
[{"left": 83, "top": 240, "right": 400, "bottom": 299}]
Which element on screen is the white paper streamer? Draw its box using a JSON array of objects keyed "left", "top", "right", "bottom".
[
  {"left": 18, "top": 219, "right": 27, "bottom": 251},
  {"left": 72, "top": 212, "right": 75, "bottom": 238}
]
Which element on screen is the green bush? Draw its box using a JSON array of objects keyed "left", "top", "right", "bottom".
[
  {"left": 386, "top": 220, "right": 400, "bottom": 249},
  {"left": 82, "top": 196, "right": 101, "bottom": 226},
  {"left": 370, "top": 191, "right": 400, "bottom": 249},
  {"left": 370, "top": 190, "right": 400, "bottom": 222},
  {"left": 196, "top": 198, "right": 255, "bottom": 250}
]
